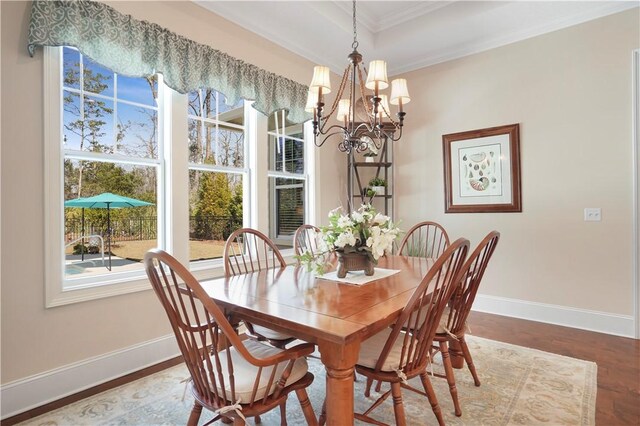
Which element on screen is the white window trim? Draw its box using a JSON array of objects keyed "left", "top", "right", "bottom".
[{"left": 44, "top": 47, "right": 158, "bottom": 307}]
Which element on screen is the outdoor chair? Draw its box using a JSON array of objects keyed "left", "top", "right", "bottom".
[
  {"left": 223, "top": 228, "right": 296, "bottom": 349},
  {"left": 144, "top": 249, "right": 318, "bottom": 426},
  {"left": 431, "top": 231, "right": 500, "bottom": 416},
  {"left": 321, "top": 238, "right": 469, "bottom": 426},
  {"left": 397, "top": 221, "right": 450, "bottom": 259}
]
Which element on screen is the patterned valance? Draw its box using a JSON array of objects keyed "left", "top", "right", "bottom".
[{"left": 28, "top": 0, "right": 311, "bottom": 123}]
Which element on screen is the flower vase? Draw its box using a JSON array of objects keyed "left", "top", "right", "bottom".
[{"left": 336, "top": 251, "right": 374, "bottom": 278}]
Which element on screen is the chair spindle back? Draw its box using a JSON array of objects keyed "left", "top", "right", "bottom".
[
  {"left": 144, "top": 249, "right": 297, "bottom": 410},
  {"left": 224, "top": 228, "right": 286, "bottom": 277},
  {"left": 444, "top": 231, "right": 500, "bottom": 335},
  {"left": 375, "top": 238, "right": 469, "bottom": 377},
  {"left": 293, "top": 224, "right": 321, "bottom": 258},
  {"left": 398, "top": 221, "right": 450, "bottom": 259}
]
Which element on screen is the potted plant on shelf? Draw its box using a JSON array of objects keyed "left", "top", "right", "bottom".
[
  {"left": 368, "top": 177, "right": 387, "bottom": 195},
  {"left": 295, "top": 204, "right": 401, "bottom": 277}
]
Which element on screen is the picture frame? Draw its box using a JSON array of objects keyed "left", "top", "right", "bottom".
[{"left": 442, "top": 123, "right": 521, "bottom": 213}]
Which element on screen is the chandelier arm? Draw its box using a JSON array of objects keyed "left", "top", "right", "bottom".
[{"left": 319, "top": 129, "right": 351, "bottom": 147}]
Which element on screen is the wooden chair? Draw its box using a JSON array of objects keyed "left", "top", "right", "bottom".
[
  {"left": 293, "top": 224, "right": 321, "bottom": 258},
  {"left": 223, "top": 228, "right": 296, "bottom": 348},
  {"left": 431, "top": 231, "right": 500, "bottom": 416},
  {"left": 144, "top": 249, "right": 318, "bottom": 426},
  {"left": 397, "top": 221, "right": 450, "bottom": 259},
  {"left": 341, "top": 238, "right": 470, "bottom": 426}
]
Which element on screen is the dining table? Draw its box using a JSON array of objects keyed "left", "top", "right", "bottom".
[{"left": 199, "top": 254, "right": 434, "bottom": 425}]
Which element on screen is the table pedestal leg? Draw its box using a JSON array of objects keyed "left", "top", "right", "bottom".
[{"left": 318, "top": 340, "right": 360, "bottom": 425}]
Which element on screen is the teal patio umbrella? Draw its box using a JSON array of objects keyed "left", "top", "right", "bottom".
[{"left": 64, "top": 192, "right": 154, "bottom": 270}]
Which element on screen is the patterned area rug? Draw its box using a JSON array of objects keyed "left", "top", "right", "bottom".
[{"left": 19, "top": 336, "right": 596, "bottom": 425}]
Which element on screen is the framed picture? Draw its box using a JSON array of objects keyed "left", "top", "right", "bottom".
[{"left": 443, "top": 123, "right": 521, "bottom": 213}]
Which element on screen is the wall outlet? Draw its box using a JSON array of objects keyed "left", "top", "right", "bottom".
[{"left": 584, "top": 208, "right": 601, "bottom": 222}]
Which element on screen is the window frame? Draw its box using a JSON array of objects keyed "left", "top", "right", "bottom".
[{"left": 44, "top": 46, "right": 316, "bottom": 307}]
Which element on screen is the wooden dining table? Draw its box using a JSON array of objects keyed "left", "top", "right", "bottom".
[{"left": 199, "top": 254, "right": 434, "bottom": 425}]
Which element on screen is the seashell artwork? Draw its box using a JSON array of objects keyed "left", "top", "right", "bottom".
[
  {"left": 469, "top": 177, "right": 490, "bottom": 191},
  {"left": 469, "top": 152, "right": 486, "bottom": 163}
]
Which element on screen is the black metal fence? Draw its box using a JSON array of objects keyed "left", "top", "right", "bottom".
[{"left": 65, "top": 216, "right": 242, "bottom": 243}]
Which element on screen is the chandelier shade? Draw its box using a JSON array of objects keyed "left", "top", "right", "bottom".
[
  {"left": 307, "top": 0, "right": 409, "bottom": 153},
  {"left": 390, "top": 78, "right": 411, "bottom": 107},
  {"left": 310, "top": 65, "right": 332, "bottom": 94},
  {"left": 365, "top": 60, "right": 389, "bottom": 91}
]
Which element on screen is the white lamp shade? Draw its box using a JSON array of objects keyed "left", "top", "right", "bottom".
[
  {"left": 336, "top": 99, "right": 352, "bottom": 122},
  {"left": 365, "top": 60, "right": 389, "bottom": 90},
  {"left": 305, "top": 90, "right": 319, "bottom": 113},
  {"left": 309, "top": 65, "right": 332, "bottom": 94},
  {"left": 390, "top": 78, "right": 411, "bottom": 105}
]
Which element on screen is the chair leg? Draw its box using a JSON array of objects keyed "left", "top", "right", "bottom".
[
  {"left": 460, "top": 336, "right": 481, "bottom": 386},
  {"left": 187, "top": 402, "right": 203, "bottom": 426},
  {"left": 279, "top": 399, "right": 287, "bottom": 426},
  {"left": 255, "top": 414, "right": 262, "bottom": 424},
  {"left": 319, "top": 399, "right": 326, "bottom": 426},
  {"left": 390, "top": 382, "right": 407, "bottom": 426},
  {"left": 440, "top": 340, "right": 462, "bottom": 416},
  {"left": 364, "top": 377, "right": 374, "bottom": 397},
  {"left": 374, "top": 379, "right": 383, "bottom": 393},
  {"left": 296, "top": 388, "right": 319, "bottom": 426},
  {"left": 420, "top": 372, "right": 445, "bottom": 426}
]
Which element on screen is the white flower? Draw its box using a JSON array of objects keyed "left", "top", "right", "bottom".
[
  {"left": 350, "top": 211, "right": 364, "bottom": 223},
  {"left": 372, "top": 213, "right": 388, "bottom": 225},
  {"left": 334, "top": 230, "right": 356, "bottom": 248},
  {"left": 337, "top": 215, "right": 354, "bottom": 228}
]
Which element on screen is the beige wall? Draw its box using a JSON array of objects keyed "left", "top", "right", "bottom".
[
  {"left": 0, "top": 1, "right": 341, "bottom": 384},
  {"left": 395, "top": 9, "right": 639, "bottom": 315}
]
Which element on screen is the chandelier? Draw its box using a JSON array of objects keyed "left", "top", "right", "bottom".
[{"left": 306, "top": 0, "right": 410, "bottom": 154}]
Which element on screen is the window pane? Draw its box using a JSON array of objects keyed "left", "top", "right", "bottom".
[
  {"left": 63, "top": 91, "right": 83, "bottom": 150},
  {"left": 64, "top": 160, "right": 157, "bottom": 278},
  {"left": 268, "top": 113, "right": 301, "bottom": 136},
  {"left": 269, "top": 177, "right": 304, "bottom": 242},
  {"left": 84, "top": 95, "right": 115, "bottom": 153},
  {"left": 63, "top": 47, "right": 80, "bottom": 90},
  {"left": 83, "top": 57, "right": 114, "bottom": 97},
  {"left": 269, "top": 135, "right": 304, "bottom": 174},
  {"left": 117, "top": 75, "right": 157, "bottom": 107},
  {"left": 188, "top": 91, "right": 201, "bottom": 117},
  {"left": 116, "top": 102, "right": 158, "bottom": 159},
  {"left": 188, "top": 170, "right": 243, "bottom": 261},
  {"left": 188, "top": 118, "right": 204, "bottom": 163},
  {"left": 218, "top": 126, "right": 245, "bottom": 167}
]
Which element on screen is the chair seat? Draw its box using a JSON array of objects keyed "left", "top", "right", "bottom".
[
  {"left": 215, "top": 339, "right": 308, "bottom": 402},
  {"left": 357, "top": 328, "right": 415, "bottom": 372},
  {"left": 251, "top": 324, "right": 294, "bottom": 341}
]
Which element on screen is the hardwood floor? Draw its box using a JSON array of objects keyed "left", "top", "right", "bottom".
[
  {"left": 468, "top": 311, "right": 640, "bottom": 425},
  {"left": 3, "top": 312, "right": 639, "bottom": 425}
]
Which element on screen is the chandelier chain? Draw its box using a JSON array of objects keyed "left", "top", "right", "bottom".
[{"left": 352, "top": 0, "right": 358, "bottom": 50}]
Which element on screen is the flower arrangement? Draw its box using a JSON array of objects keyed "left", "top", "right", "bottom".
[{"left": 297, "top": 204, "right": 401, "bottom": 274}]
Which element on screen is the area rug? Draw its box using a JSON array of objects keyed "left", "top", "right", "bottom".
[{"left": 18, "top": 336, "right": 596, "bottom": 425}]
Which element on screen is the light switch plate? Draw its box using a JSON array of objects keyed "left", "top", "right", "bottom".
[{"left": 584, "top": 208, "right": 601, "bottom": 222}]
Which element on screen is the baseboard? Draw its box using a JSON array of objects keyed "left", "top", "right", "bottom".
[
  {"left": 0, "top": 334, "right": 179, "bottom": 420},
  {"left": 473, "top": 294, "right": 635, "bottom": 338}
]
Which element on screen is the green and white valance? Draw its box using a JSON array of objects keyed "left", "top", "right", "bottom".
[{"left": 28, "top": 0, "right": 311, "bottom": 123}]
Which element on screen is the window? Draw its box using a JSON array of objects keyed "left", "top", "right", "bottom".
[
  {"left": 45, "top": 47, "right": 315, "bottom": 306},
  {"left": 268, "top": 111, "right": 307, "bottom": 247},
  {"left": 61, "top": 47, "right": 161, "bottom": 285},
  {"left": 187, "top": 90, "right": 247, "bottom": 263}
]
